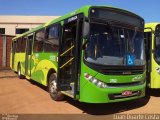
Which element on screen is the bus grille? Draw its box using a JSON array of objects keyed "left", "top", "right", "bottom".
[
  {"left": 100, "top": 66, "right": 145, "bottom": 75},
  {"left": 106, "top": 81, "right": 145, "bottom": 88}
]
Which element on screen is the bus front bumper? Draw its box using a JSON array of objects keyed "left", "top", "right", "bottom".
[{"left": 79, "top": 82, "right": 146, "bottom": 103}]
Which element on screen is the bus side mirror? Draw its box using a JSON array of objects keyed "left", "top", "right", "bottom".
[{"left": 83, "top": 21, "right": 90, "bottom": 39}]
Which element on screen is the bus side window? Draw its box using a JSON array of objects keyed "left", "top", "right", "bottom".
[
  {"left": 154, "top": 25, "right": 160, "bottom": 63},
  {"left": 16, "top": 38, "right": 22, "bottom": 53},
  {"left": 33, "top": 29, "right": 45, "bottom": 52},
  {"left": 12, "top": 41, "right": 16, "bottom": 53},
  {"left": 155, "top": 35, "right": 160, "bottom": 62},
  {"left": 28, "top": 36, "right": 33, "bottom": 55},
  {"left": 44, "top": 25, "right": 59, "bottom": 52},
  {"left": 21, "top": 37, "right": 27, "bottom": 53}
]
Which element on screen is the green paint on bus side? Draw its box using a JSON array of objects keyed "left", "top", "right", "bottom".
[{"left": 31, "top": 52, "right": 58, "bottom": 86}]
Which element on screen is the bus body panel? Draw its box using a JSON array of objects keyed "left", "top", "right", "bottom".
[
  {"left": 14, "top": 53, "right": 26, "bottom": 75},
  {"left": 30, "top": 52, "right": 58, "bottom": 86},
  {"left": 151, "top": 58, "right": 160, "bottom": 88},
  {"left": 145, "top": 23, "right": 160, "bottom": 89},
  {"left": 80, "top": 80, "right": 145, "bottom": 103},
  {"left": 79, "top": 62, "right": 146, "bottom": 103}
]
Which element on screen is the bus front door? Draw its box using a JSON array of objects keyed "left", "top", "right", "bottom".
[
  {"left": 25, "top": 35, "right": 33, "bottom": 77},
  {"left": 57, "top": 18, "right": 82, "bottom": 98},
  {"left": 144, "top": 31, "right": 152, "bottom": 83}
]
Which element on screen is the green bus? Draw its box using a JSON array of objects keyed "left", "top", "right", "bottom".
[
  {"left": 10, "top": 6, "right": 146, "bottom": 103},
  {"left": 145, "top": 23, "right": 160, "bottom": 89}
]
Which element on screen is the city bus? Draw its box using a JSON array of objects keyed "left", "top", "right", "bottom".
[
  {"left": 144, "top": 23, "right": 160, "bottom": 89},
  {"left": 10, "top": 5, "right": 146, "bottom": 103}
]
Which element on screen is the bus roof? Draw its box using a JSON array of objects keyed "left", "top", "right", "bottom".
[
  {"left": 145, "top": 22, "right": 160, "bottom": 32},
  {"left": 13, "top": 5, "right": 143, "bottom": 40}
]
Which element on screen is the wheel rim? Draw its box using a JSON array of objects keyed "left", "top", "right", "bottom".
[{"left": 50, "top": 80, "right": 57, "bottom": 94}]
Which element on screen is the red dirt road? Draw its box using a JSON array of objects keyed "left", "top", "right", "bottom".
[{"left": 0, "top": 70, "right": 160, "bottom": 115}]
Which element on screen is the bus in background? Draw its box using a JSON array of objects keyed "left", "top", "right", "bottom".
[
  {"left": 10, "top": 6, "right": 146, "bottom": 103},
  {"left": 144, "top": 23, "right": 160, "bottom": 89}
]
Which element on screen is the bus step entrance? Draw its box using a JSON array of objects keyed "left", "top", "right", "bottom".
[
  {"left": 58, "top": 56, "right": 74, "bottom": 91},
  {"left": 57, "top": 47, "right": 75, "bottom": 91},
  {"left": 58, "top": 84, "right": 72, "bottom": 91}
]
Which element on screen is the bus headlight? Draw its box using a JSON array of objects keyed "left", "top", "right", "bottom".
[{"left": 84, "top": 73, "right": 108, "bottom": 88}]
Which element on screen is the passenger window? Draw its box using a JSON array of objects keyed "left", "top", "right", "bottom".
[
  {"left": 12, "top": 41, "right": 16, "bottom": 53},
  {"left": 154, "top": 25, "right": 160, "bottom": 63},
  {"left": 21, "top": 37, "right": 27, "bottom": 52},
  {"left": 155, "top": 35, "right": 160, "bottom": 63},
  {"left": 16, "top": 38, "right": 22, "bottom": 53},
  {"left": 28, "top": 35, "right": 33, "bottom": 55},
  {"left": 44, "top": 25, "right": 59, "bottom": 52},
  {"left": 34, "top": 29, "right": 45, "bottom": 52}
]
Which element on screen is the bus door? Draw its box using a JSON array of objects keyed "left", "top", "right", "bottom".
[
  {"left": 144, "top": 30, "right": 152, "bottom": 82},
  {"left": 152, "top": 25, "right": 160, "bottom": 88},
  {"left": 154, "top": 25, "right": 160, "bottom": 65},
  {"left": 57, "top": 15, "right": 83, "bottom": 97},
  {"left": 12, "top": 41, "right": 16, "bottom": 70},
  {"left": 25, "top": 35, "right": 33, "bottom": 76}
]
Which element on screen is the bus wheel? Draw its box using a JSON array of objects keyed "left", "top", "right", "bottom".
[
  {"left": 17, "top": 64, "right": 24, "bottom": 79},
  {"left": 49, "top": 73, "right": 64, "bottom": 101}
]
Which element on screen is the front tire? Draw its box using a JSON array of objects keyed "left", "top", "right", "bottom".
[{"left": 48, "top": 73, "right": 64, "bottom": 101}]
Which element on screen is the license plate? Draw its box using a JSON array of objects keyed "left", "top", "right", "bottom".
[{"left": 122, "top": 90, "right": 133, "bottom": 96}]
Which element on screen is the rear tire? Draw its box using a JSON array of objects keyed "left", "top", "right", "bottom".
[
  {"left": 48, "top": 73, "right": 64, "bottom": 101},
  {"left": 17, "top": 64, "right": 24, "bottom": 79}
]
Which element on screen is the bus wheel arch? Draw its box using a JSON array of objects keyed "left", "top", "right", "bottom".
[
  {"left": 47, "top": 69, "right": 56, "bottom": 86},
  {"left": 47, "top": 69, "right": 64, "bottom": 101}
]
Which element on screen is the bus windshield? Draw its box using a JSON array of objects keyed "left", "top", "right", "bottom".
[{"left": 85, "top": 23, "right": 145, "bottom": 66}]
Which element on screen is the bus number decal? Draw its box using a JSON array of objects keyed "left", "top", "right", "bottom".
[
  {"left": 49, "top": 56, "right": 56, "bottom": 61},
  {"left": 35, "top": 53, "right": 39, "bottom": 58}
]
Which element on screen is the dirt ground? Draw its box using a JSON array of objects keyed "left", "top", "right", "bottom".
[{"left": 0, "top": 70, "right": 160, "bottom": 115}]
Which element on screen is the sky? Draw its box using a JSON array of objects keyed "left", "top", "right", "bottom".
[{"left": 0, "top": 0, "right": 159, "bottom": 23}]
